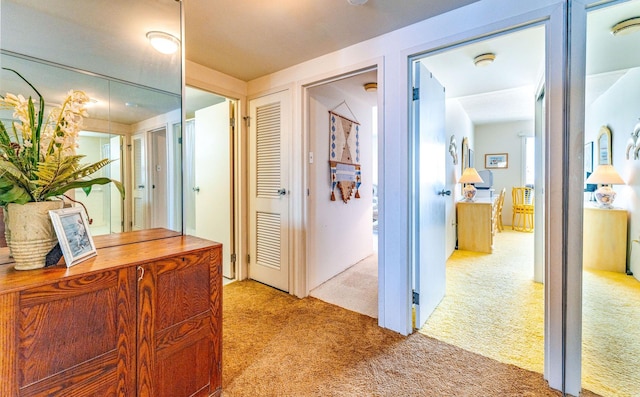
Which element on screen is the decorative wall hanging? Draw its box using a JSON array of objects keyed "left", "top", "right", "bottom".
[
  {"left": 449, "top": 135, "right": 458, "bottom": 165},
  {"left": 329, "top": 103, "right": 361, "bottom": 203},
  {"left": 626, "top": 119, "right": 640, "bottom": 160}
]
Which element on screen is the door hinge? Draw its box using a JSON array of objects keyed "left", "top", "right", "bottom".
[
  {"left": 230, "top": 117, "right": 235, "bottom": 127},
  {"left": 231, "top": 253, "right": 236, "bottom": 263},
  {"left": 412, "top": 290, "right": 419, "bottom": 305},
  {"left": 247, "top": 254, "right": 250, "bottom": 264},
  {"left": 243, "top": 116, "right": 251, "bottom": 127},
  {"left": 412, "top": 87, "right": 420, "bottom": 101}
]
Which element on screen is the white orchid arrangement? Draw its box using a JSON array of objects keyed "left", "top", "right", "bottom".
[{"left": 0, "top": 68, "right": 124, "bottom": 206}]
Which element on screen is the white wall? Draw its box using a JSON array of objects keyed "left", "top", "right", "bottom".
[
  {"left": 445, "top": 99, "right": 474, "bottom": 256},
  {"left": 585, "top": 67, "right": 640, "bottom": 278},
  {"left": 308, "top": 84, "right": 374, "bottom": 290},
  {"left": 474, "top": 120, "right": 534, "bottom": 227}
]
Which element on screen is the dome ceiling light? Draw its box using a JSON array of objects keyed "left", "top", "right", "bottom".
[
  {"left": 146, "top": 31, "right": 180, "bottom": 55},
  {"left": 347, "top": 0, "right": 368, "bottom": 5},
  {"left": 473, "top": 53, "right": 496, "bottom": 67},
  {"left": 611, "top": 17, "right": 640, "bottom": 36},
  {"left": 363, "top": 82, "right": 377, "bottom": 92}
]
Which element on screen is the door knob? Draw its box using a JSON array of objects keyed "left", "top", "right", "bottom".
[
  {"left": 438, "top": 189, "right": 451, "bottom": 196},
  {"left": 193, "top": 186, "right": 200, "bottom": 193},
  {"left": 277, "top": 188, "right": 287, "bottom": 196}
]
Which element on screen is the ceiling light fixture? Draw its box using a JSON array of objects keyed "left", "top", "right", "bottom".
[
  {"left": 611, "top": 17, "right": 640, "bottom": 36},
  {"left": 473, "top": 53, "right": 496, "bottom": 67},
  {"left": 347, "top": 0, "right": 368, "bottom": 5},
  {"left": 146, "top": 31, "right": 180, "bottom": 54},
  {"left": 363, "top": 82, "right": 377, "bottom": 92}
]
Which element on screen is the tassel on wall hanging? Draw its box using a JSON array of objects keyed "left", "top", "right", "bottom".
[{"left": 329, "top": 102, "right": 361, "bottom": 203}]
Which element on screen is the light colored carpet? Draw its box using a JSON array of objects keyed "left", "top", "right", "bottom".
[
  {"left": 310, "top": 253, "right": 378, "bottom": 318},
  {"left": 420, "top": 229, "right": 640, "bottom": 397},
  {"left": 223, "top": 280, "right": 600, "bottom": 396}
]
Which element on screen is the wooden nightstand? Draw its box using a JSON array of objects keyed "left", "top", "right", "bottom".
[
  {"left": 583, "top": 206, "right": 627, "bottom": 273},
  {"left": 457, "top": 198, "right": 497, "bottom": 253}
]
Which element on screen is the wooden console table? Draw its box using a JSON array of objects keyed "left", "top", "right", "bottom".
[
  {"left": 0, "top": 229, "right": 222, "bottom": 397},
  {"left": 583, "top": 206, "right": 627, "bottom": 273},
  {"left": 457, "top": 198, "right": 497, "bottom": 253}
]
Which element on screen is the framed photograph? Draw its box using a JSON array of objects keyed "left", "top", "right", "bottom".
[
  {"left": 49, "top": 207, "right": 97, "bottom": 267},
  {"left": 585, "top": 141, "right": 593, "bottom": 173},
  {"left": 485, "top": 153, "right": 508, "bottom": 169}
]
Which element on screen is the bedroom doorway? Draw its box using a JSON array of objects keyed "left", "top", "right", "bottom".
[
  {"left": 411, "top": 22, "right": 547, "bottom": 375},
  {"left": 306, "top": 67, "right": 380, "bottom": 319}
]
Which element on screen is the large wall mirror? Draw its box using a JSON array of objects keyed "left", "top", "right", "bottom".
[{"left": 0, "top": 1, "right": 183, "bottom": 240}]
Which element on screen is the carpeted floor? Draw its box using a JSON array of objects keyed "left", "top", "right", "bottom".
[
  {"left": 310, "top": 253, "right": 378, "bottom": 318},
  {"left": 222, "top": 280, "right": 601, "bottom": 396},
  {"left": 420, "top": 229, "right": 640, "bottom": 397}
]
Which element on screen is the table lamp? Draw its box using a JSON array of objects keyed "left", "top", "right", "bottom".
[
  {"left": 585, "top": 164, "right": 625, "bottom": 208},
  {"left": 459, "top": 167, "right": 484, "bottom": 201}
]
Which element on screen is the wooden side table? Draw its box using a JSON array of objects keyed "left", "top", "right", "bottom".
[
  {"left": 457, "top": 198, "right": 497, "bottom": 253},
  {"left": 583, "top": 206, "right": 627, "bottom": 273}
]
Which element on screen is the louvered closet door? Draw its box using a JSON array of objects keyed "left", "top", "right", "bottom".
[{"left": 248, "top": 90, "right": 290, "bottom": 292}]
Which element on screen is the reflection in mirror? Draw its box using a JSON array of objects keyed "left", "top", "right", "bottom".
[
  {"left": 75, "top": 131, "right": 123, "bottom": 236},
  {"left": 0, "top": 0, "right": 183, "bottom": 240}
]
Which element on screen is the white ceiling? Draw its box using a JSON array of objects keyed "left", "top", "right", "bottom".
[{"left": 184, "top": 0, "right": 479, "bottom": 81}]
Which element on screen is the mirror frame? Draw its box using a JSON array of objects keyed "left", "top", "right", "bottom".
[{"left": 597, "top": 125, "right": 612, "bottom": 166}]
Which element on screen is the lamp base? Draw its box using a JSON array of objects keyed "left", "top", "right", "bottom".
[
  {"left": 594, "top": 185, "right": 616, "bottom": 209},
  {"left": 463, "top": 184, "right": 477, "bottom": 202}
]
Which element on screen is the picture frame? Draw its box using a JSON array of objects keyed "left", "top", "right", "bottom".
[
  {"left": 485, "top": 153, "right": 508, "bottom": 169},
  {"left": 585, "top": 141, "right": 593, "bottom": 174},
  {"left": 49, "top": 207, "right": 97, "bottom": 267},
  {"left": 597, "top": 125, "right": 612, "bottom": 165}
]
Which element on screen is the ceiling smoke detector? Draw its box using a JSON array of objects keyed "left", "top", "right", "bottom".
[
  {"left": 473, "top": 53, "right": 496, "bottom": 67},
  {"left": 611, "top": 17, "right": 640, "bottom": 36}
]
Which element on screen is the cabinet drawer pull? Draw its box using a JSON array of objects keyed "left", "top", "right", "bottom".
[{"left": 137, "top": 266, "right": 145, "bottom": 281}]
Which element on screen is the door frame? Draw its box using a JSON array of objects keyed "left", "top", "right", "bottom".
[
  {"left": 298, "top": 60, "right": 383, "bottom": 303},
  {"left": 397, "top": 3, "right": 586, "bottom": 393}
]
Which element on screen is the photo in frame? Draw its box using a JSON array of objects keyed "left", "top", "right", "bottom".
[
  {"left": 49, "top": 207, "right": 97, "bottom": 267},
  {"left": 485, "top": 153, "right": 508, "bottom": 169}
]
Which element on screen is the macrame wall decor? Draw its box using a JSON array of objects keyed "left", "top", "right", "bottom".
[{"left": 329, "top": 102, "right": 361, "bottom": 204}]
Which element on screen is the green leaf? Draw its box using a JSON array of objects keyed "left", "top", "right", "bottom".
[
  {"left": 49, "top": 177, "right": 125, "bottom": 199},
  {"left": 0, "top": 184, "right": 31, "bottom": 205}
]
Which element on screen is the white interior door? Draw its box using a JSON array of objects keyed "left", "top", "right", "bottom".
[
  {"left": 131, "top": 133, "right": 148, "bottom": 231},
  {"left": 413, "top": 61, "right": 447, "bottom": 329},
  {"left": 109, "top": 135, "right": 123, "bottom": 233},
  {"left": 194, "top": 100, "right": 234, "bottom": 278},
  {"left": 151, "top": 127, "right": 168, "bottom": 229},
  {"left": 248, "top": 90, "right": 290, "bottom": 292}
]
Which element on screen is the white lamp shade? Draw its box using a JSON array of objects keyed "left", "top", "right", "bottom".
[
  {"left": 459, "top": 167, "right": 485, "bottom": 184},
  {"left": 585, "top": 165, "right": 625, "bottom": 185}
]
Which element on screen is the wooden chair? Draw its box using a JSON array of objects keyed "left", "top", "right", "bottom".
[
  {"left": 492, "top": 188, "right": 506, "bottom": 235},
  {"left": 512, "top": 187, "right": 534, "bottom": 232}
]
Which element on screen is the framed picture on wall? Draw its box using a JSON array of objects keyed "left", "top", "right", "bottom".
[{"left": 485, "top": 153, "right": 508, "bottom": 169}]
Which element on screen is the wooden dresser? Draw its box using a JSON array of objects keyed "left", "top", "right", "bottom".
[
  {"left": 457, "top": 198, "right": 497, "bottom": 253},
  {"left": 0, "top": 229, "right": 222, "bottom": 397},
  {"left": 583, "top": 206, "right": 628, "bottom": 273}
]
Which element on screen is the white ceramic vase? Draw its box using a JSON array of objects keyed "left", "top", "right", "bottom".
[{"left": 5, "top": 201, "right": 64, "bottom": 270}]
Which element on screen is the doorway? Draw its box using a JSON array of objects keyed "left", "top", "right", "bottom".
[
  {"left": 75, "top": 131, "right": 123, "bottom": 236},
  {"left": 184, "top": 86, "right": 237, "bottom": 281},
  {"left": 306, "top": 69, "right": 379, "bottom": 318},
  {"left": 409, "top": 23, "right": 546, "bottom": 373}
]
